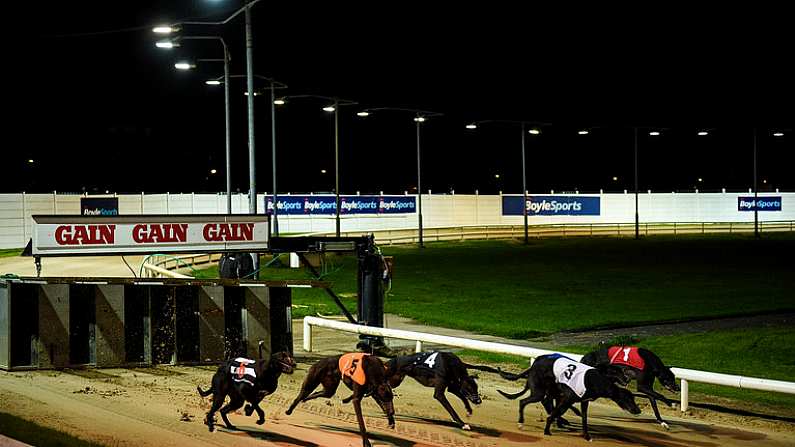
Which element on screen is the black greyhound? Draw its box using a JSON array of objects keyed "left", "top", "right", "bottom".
[
  {"left": 581, "top": 346, "right": 679, "bottom": 428},
  {"left": 498, "top": 353, "right": 641, "bottom": 441},
  {"left": 198, "top": 349, "right": 296, "bottom": 432},
  {"left": 384, "top": 351, "right": 502, "bottom": 430},
  {"left": 286, "top": 353, "right": 395, "bottom": 447}
]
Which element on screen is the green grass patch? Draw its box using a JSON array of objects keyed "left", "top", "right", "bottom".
[
  {"left": 380, "top": 235, "right": 795, "bottom": 337},
  {"left": 0, "top": 412, "right": 105, "bottom": 447},
  {"left": 194, "top": 234, "right": 795, "bottom": 333},
  {"left": 0, "top": 249, "right": 22, "bottom": 258},
  {"left": 457, "top": 349, "right": 529, "bottom": 367}
]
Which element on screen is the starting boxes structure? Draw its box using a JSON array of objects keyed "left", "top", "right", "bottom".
[{"left": 0, "top": 214, "right": 329, "bottom": 371}]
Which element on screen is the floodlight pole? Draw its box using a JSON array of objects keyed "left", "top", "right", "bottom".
[
  {"left": 754, "top": 128, "right": 759, "bottom": 238},
  {"left": 521, "top": 123, "right": 528, "bottom": 244},
  {"left": 634, "top": 127, "right": 639, "bottom": 240}
]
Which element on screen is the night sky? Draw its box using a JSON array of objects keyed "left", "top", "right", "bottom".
[{"left": 7, "top": 2, "right": 794, "bottom": 196}]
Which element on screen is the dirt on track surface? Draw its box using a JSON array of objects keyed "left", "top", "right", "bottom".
[
  {"left": 2, "top": 362, "right": 794, "bottom": 447},
  {"left": 2, "top": 323, "right": 795, "bottom": 447}
]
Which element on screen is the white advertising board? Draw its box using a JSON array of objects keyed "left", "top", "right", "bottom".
[{"left": 32, "top": 215, "right": 269, "bottom": 256}]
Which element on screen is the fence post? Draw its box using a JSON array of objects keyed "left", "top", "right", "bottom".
[
  {"left": 415, "top": 340, "right": 423, "bottom": 353},
  {"left": 680, "top": 379, "right": 689, "bottom": 412},
  {"left": 303, "top": 319, "right": 313, "bottom": 352},
  {"left": 21, "top": 192, "right": 26, "bottom": 245}
]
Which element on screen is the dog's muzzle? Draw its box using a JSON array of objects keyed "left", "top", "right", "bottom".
[
  {"left": 466, "top": 392, "right": 482, "bottom": 405},
  {"left": 279, "top": 360, "right": 296, "bottom": 374}
]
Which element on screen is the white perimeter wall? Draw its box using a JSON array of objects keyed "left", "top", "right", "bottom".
[{"left": 1, "top": 192, "right": 792, "bottom": 249}]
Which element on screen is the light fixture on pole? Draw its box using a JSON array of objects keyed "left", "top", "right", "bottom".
[
  {"left": 174, "top": 61, "right": 195, "bottom": 70},
  {"left": 358, "top": 107, "right": 444, "bottom": 248},
  {"left": 276, "top": 95, "right": 358, "bottom": 237},
  {"left": 151, "top": 0, "right": 264, "bottom": 277},
  {"left": 222, "top": 74, "right": 287, "bottom": 234},
  {"left": 155, "top": 32, "right": 232, "bottom": 214},
  {"left": 466, "top": 119, "right": 546, "bottom": 244}
]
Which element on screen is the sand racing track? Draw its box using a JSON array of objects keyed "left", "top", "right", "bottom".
[{"left": 2, "top": 325, "right": 794, "bottom": 447}]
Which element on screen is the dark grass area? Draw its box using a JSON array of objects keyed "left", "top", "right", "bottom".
[
  {"left": 197, "top": 234, "right": 795, "bottom": 337},
  {"left": 379, "top": 235, "right": 795, "bottom": 337},
  {"left": 0, "top": 412, "right": 106, "bottom": 447}
]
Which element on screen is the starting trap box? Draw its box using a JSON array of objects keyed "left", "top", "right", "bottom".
[{"left": 0, "top": 276, "right": 323, "bottom": 371}]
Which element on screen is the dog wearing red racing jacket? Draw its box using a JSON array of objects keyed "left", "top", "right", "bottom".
[{"left": 581, "top": 346, "right": 680, "bottom": 429}]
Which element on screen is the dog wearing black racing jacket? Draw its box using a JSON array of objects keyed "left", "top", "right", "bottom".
[
  {"left": 385, "top": 351, "right": 502, "bottom": 430},
  {"left": 197, "top": 348, "right": 296, "bottom": 432}
]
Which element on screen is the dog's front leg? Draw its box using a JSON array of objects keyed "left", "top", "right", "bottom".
[
  {"left": 219, "top": 396, "right": 245, "bottom": 430},
  {"left": 580, "top": 400, "right": 591, "bottom": 441},
  {"left": 637, "top": 385, "right": 672, "bottom": 428},
  {"left": 434, "top": 385, "right": 468, "bottom": 430},
  {"left": 249, "top": 402, "right": 266, "bottom": 425},
  {"left": 448, "top": 386, "right": 473, "bottom": 416},
  {"left": 544, "top": 395, "right": 575, "bottom": 437},
  {"left": 542, "top": 394, "right": 571, "bottom": 428},
  {"left": 352, "top": 395, "right": 372, "bottom": 447}
]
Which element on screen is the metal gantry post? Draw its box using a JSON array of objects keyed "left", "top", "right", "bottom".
[
  {"left": 417, "top": 118, "right": 424, "bottom": 248},
  {"left": 223, "top": 42, "right": 232, "bottom": 214},
  {"left": 270, "top": 81, "right": 279, "bottom": 235},
  {"left": 334, "top": 99, "right": 341, "bottom": 238},
  {"left": 521, "top": 123, "right": 528, "bottom": 244},
  {"left": 754, "top": 128, "right": 759, "bottom": 238},
  {"left": 634, "top": 127, "right": 639, "bottom": 240},
  {"left": 245, "top": 3, "right": 258, "bottom": 277}
]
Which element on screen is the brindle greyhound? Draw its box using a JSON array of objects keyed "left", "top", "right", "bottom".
[{"left": 286, "top": 353, "right": 395, "bottom": 447}]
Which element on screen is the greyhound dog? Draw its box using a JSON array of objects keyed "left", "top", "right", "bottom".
[
  {"left": 581, "top": 346, "right": 680, "bottom": 428},
  {"left": 385, "top": 351, "right": 501, "bottom": 430},
  {"left": 197, "top": 349, "right": 296, "bottom": 432},
  {"left": 498, "top": 353, "right": 641, "bottom": 441},
  {"left": 286, "top": 353, "right": 395, "bottom": 447}
]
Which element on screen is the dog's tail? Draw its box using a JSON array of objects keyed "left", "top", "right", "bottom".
[
  {"left": 258, "top": 340, "right": 266, "bottom": 359},
  {"left": 197, "top": 385, "right": 213, "bottom": 398},
  {"left": 499, "top": 366, "right": 532, "bottom": 381},
  {"left": 497, "top": 381, "right": 531, "bottom": 400},
  {"left": 461, "top": 362, "right": 503, "bottom": 375}
]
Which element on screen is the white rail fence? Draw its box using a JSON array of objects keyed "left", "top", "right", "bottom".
[
  {"left": 140, "top": 253, "right": 221, "bottom": 278},
  {"left": 302, "top": 316, "right": 795, "bottom": 412},
  {"left": 318, "top": 221, "right": 795, "bottom": 245}
]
